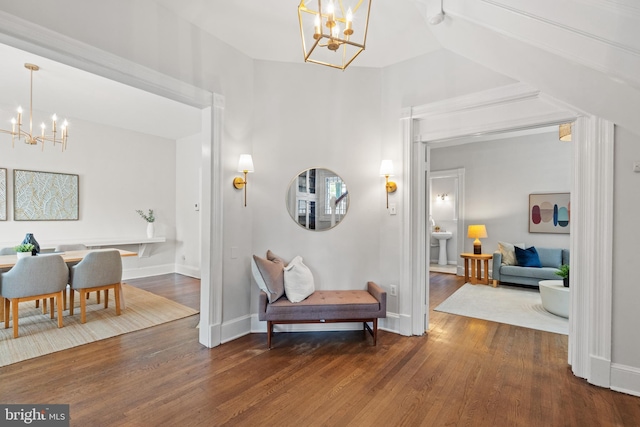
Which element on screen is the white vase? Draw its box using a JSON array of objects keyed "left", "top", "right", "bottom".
[
  {"left": 146, "top": 222, "right": 155, "bottom": 238},
  {"left": 16, "top": 251, "right": 32, "bottom": 259}
]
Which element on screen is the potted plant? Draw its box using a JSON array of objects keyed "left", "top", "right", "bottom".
[
  {"left": 14, "top": 243, "right": 35, "bottom": 259},
  {"left": 136, "top": 209, "right": 156, "bottom": 238},
  {"left": 556, "top": 264, "right": 570, "bottom": 287}
]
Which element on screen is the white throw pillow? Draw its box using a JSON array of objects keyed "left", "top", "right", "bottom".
[
  {"left": 498, "top": 241, "right": 525, "bottom": 265},
  {"left": 283, "top": 255, "right": 315, "bottom": 303}
]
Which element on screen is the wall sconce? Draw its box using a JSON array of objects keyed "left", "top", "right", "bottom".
[
  {"left": 467, "top": 224, "right": 488, "bottom": 254},
  {"left": 233, "top": 154, "right": 254, "bottom": 207},
  {"left": 436, "top": 193, "right": 449, "bottom": 201},
  {"left": 380, "top": 160, "right": 397, "bottom": 209}
]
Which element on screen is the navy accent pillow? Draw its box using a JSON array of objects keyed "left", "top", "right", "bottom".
[{"left": 514, "top": 246, "right": 542, "bottom": 268}]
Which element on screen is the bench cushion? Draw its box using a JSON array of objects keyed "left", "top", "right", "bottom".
[{"left": 264, "top": 290, "right": 381, "bottom": 321}]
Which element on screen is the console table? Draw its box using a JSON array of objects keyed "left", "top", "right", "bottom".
[{"left": 460, "top": 253, "right": 494, "bottom": 287}]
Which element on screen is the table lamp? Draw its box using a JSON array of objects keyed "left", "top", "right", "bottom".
[{"left": 467, "top": 224, "right": 488, "bottom": 254}]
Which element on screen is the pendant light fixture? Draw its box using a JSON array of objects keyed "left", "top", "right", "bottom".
[
  {"left": 298, "top": 0, "right": 372, "bottom": 70},
  {"left": 0, "top": 63, "right": 69, "bottom": 151}
]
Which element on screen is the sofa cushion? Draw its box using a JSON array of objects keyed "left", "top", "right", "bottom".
[
  {"left": 500, "top": 266, "right": 562, "bottom": 281},
  {"left": 283, "top": 255, "right": 315, "bottom": 303},
  {"left": 536, "top": 247, "right": 563, "bottom": 268},
  {"left": 498, "top": 241, "right": 525, "bottom": 265},
  {"left": 253, "top": 250, "right": 287, "bottom": 303},
  {"left": 515, "top": 246, "right": 542, "bottom": 268}
]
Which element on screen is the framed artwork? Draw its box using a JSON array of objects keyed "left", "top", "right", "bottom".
[
  {"left": 0, "top": 168, "right": 6, "bottom": 221},
  {"left": 529, "top": 193, "right": 570, "bottom": 234},
  {"left": 13, "top": 169, "right": 79, "bottom": 221}
]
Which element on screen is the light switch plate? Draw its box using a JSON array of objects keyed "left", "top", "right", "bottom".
[
  {"left": 389, "top": 204, "right": 397, "bottom": 215},
  {"left": 633, "top": 161, "right": 640, "bottom": 173}
]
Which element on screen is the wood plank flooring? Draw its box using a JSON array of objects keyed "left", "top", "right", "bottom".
[{"left": 1, "top": 272, "right": 639, "bottom": 426}]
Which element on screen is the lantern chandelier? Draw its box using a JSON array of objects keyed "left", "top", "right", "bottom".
[
  {"left": 1, "top": 63, "right": 69, "bottom": 151},
  {"left": 298, "top": 0, "right": 372, "bottom": 70}
]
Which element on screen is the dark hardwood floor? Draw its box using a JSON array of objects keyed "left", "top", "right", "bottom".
[{"left": 1, "top": 272, "right": 639, "bottom": 426}]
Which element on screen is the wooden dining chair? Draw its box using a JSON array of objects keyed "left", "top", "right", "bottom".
[
  {"left": 0, "top": 255, "right": 69, "bottom": 338},
  {"left": 69, "top": 249, "right": 123, "bottom": 323}
]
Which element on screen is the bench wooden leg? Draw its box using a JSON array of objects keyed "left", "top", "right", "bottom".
[{"left": 373, "top": 318, "right": 378, "bottom": 346}]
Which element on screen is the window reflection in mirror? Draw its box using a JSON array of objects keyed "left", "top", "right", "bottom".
[{"left": 286, "top": 168, "right": 349, "bottom": 231}]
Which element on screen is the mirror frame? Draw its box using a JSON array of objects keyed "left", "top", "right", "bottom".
[{"left": 286, "top": 167, "right": 349, "bottom": 231}]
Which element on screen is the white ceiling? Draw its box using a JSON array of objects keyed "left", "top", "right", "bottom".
[
  {"left": 0, "top": 43, "right": 202, "bottom": 141},
  {"left": 151, "top": 0, "right": 442, "bottom": 68},
  {"left": 0, "top": 1, "right": 443, "bottom": 141}
]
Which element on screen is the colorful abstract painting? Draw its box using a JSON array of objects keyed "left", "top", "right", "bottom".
[
  {"left": 529, "top": 193, "right": 570, "bottom": 234},
  {"left": 13, "top": 170, "right": 79, "bottom": 221}
]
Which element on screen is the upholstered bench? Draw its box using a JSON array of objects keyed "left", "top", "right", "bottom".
[{"left": 258, "top": 281, "right": 387, "bottom": 348}]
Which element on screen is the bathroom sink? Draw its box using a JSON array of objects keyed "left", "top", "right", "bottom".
[
  {"left": 432, "top": 231, "right": 453, "bottom": 265},
  {"left": 432, "top": 231, "right": 453, "bottom": 240}
]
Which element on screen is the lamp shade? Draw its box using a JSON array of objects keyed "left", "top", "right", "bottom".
[
  {"left": 380, "top": 159, "right": 394, "bottom": 176},
  {"left": 467, "top": 224, "right": 488, "bottom": 239},
  {"left": 559, "top": 123, "right": 572, "bottom": 141},
  {"left": 237, "top": 154, "right": 254, "bottom": 173}
]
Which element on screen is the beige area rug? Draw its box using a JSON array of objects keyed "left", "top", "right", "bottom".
[
  {"left": 434, "top": 283, "right": 568, "bottom": 335},
  {"left": 0, "top": 284, "right": 199, "bottom": 367}
]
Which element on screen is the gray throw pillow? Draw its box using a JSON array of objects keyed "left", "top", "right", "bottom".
[{"left": 253, "top": 250, "right": 287, "bottom": 303}]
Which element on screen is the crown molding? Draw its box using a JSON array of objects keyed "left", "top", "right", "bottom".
[{"left": 0, "top": 10, "right": 212, "bottom": 109}]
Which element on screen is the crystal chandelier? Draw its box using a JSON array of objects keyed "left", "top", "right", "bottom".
[
  {"left": 298, "top": 0, "right": 371, "bottom": 70},
  {"left": 1, "top": 63, "right": 69, "bottom": 151}
]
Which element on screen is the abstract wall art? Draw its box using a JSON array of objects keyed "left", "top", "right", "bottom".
[
  {"left": 529, "top": 193, "right": 570, "bottom": 234},
  {"left": 14, "top": 169, "right": 79, "bottom": 221},
  {"left": 0, "top": 168, "right": 6, "bottom": 221}
]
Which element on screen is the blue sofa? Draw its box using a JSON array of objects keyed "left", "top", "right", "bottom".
[{"left": 492, "top": 247, "right": 570, "bottom": 287}]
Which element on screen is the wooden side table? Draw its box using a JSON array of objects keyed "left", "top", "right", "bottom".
[{"left": 460, "top": 253, "right": 494, "bottom": 287}]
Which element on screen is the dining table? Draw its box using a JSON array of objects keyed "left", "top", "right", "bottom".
[{"left": 0, "top": 249, "right": 137, "bottom": 318}]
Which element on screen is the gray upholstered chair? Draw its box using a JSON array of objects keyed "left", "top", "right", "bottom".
[
  {"left": 0, "top": 255, "right": 69, "bottom": 338},
  {"left": 69, "top": 249, "right": 123, "bottom": 323},
  {"left": 55, "top": 243, "right": 92, "bottom": 308}
]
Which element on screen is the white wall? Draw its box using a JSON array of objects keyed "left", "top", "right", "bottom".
[
  {"left": 430, "top": 132, "right": 572, "bottom": 270},
  {"left": 378, "top": 51, "right": 516, "bottom": 317},
  {"left": 0, "top": 111, "right": 178, "bottom": 277},
  {"left": 611, "top": 126, "right": 640, "bottom": 390},
  {"left": 248, "top": 60, "right": 383, "bottom": 322},
  {"left": 175, "top": 132, "right": 202, "bottom": 278}
]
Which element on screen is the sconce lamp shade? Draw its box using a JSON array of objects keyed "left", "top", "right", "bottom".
[
  {"left": 380, "top": 159, "right": 397, "bottom": 209},
  {"left": 379, "top": 159, "right": 394, "bottom": 177},
  {"left": 237, "top": 154, "right": 254, "bottom": 173},
  {"left": 559, "top": 123, "right": 572, "bottom": 141},
  {"left": 467, "top": 224, "right": 488, "bottom": 254},
  {"left": 234, "top": 154, "right": 254, "bottom": 207}
]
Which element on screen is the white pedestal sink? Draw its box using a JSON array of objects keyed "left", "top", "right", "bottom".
[{"left": 433, "top": 231, "right": 453, "bottom": 265}]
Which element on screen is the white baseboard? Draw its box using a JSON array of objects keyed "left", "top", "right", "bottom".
[
  {"left": 611, "top": 363, "right": 640, "bottom": 397},
  {"left": 589, "top": 355, "right": 611, "bottom": 388},
  {"left": 381, "top": 312, "right": 401, "bottom": 334},
  {"left": 199, "top": 322, "right": 221, "bottom": 349},
  {"left": 175, "top": 264, "right": 200, "bottom": 279},
  {"left": 122, "top": 263, "right": 175, "bottom": 280},
  {"left": 221, "top": 315, "right": 252, "bottom": 344}
]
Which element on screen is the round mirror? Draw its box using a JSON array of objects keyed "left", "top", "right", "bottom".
[{"left": 286, "top": 168, "right": 349, "bottom": 231}]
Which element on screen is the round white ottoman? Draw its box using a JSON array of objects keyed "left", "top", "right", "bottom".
[{"left": 539, "top": 280, "right": 569, "bottom": 318}]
